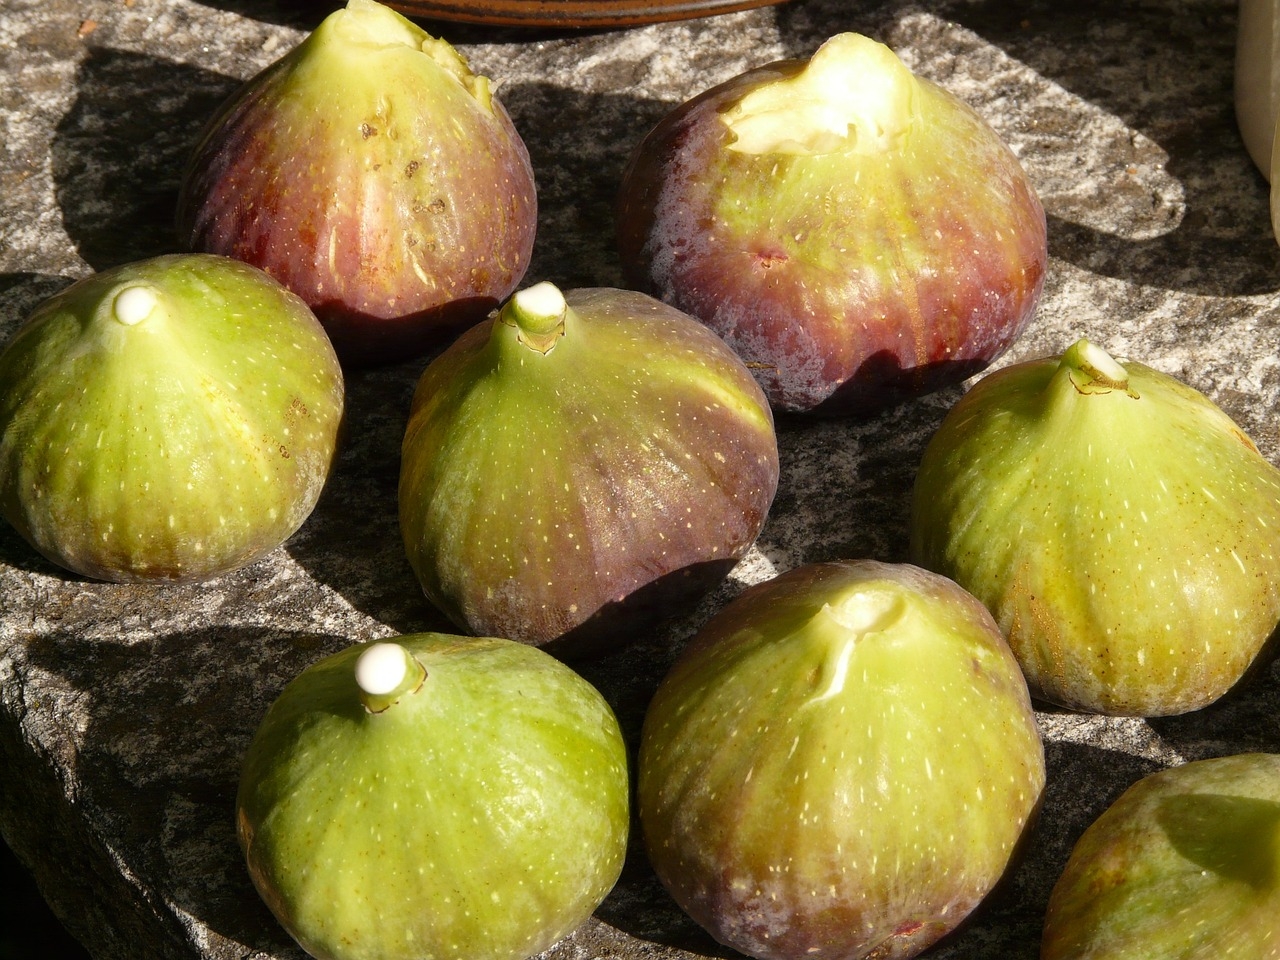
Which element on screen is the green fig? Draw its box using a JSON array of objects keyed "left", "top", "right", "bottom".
[
  {"left": 237, "top": 633, "right": 630, "bottom": 960},
  {"left": 1042, "top": 752, "right": 1280, "bottom": 960},
  {"left": 176, "top": 0, "right": 537, "bottom": 366},
  {"left": 638, "top": 560, "right": 1045, "bottom": 960},
  {"left": 398, "top": 280, "right": 780, "bottom": 654},
  {"left": 909, "top": 338, "right": 1280, "bottom": 716},
  {"left": 0, "top": 253, "right": 343, "bottom": 583}
]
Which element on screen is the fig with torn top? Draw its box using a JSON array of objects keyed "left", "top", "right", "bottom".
[
  {"left": 177, "top": 0, "right": 537, "bottom": 365},
  {"left": 237, "top": 633, "right": 629, "bottom": 960},
  {"left": 638, "top": 559, "right": 1045, "bottom": 960},
  {"left": 398, "top": 280, "right": 779, "bottom": 655},
  {"left": 910, "top": 337, "right": 1280, "bottom": 716},
  {"left": 617, "top": 32, "right": 1046, "bottom": 416},
  {"left": 0, "top": 253, "right": 343, "bottom": 583}
]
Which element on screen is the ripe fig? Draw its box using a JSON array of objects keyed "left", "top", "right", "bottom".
[
  {"left": 1042, "top": 753, "right": 1280, "bottom": 960},
  {"left": 176, "top": 0, "right": 537, "bottom": 366},
  {"left": 398, "top": 280, "right": 779, "bottom": 654},
  {"left": 0, "top": 253, "right": 343, "bottom": 583},
  {"left": 909, "top": 338, "right": 1280, "bottom": 716},
  {"left": 638, "top": 560, "right": 1046, "bottom": 960},
  {"left": 237, "top": 633, "right": 629, "bottom": 960},
  {"left": 616, "top": 32, "right": 1046, "bottom": 416}
]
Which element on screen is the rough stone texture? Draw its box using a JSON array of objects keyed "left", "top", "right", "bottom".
[{"left": 2, "top": 0, "right": 1279, "bottom": 958}]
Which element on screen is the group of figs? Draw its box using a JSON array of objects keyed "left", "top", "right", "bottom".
[{"left": 3, "top": 1, "right": 1280, "bottom": 959}]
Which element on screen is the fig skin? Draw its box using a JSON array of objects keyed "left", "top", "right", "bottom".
[
  {"left": 237, "top": 633, "right": 630, "bottom": 960},
  {"left": 0, "top": 253, "right": 344, "bottom": 583},
  {"left": 616, "top": 32, "right": 1047, "bottom": 417},
  {"left": 398, "top": 281, "right": 780, "bottom": 654},
  {"left": 638, "top": 560, "right": 1046, "bottom": 960},
  {"left": 909, "top": 338, "right": 1280, "bottom": 717},
  {"left": 176, "top": 0, "right": 537, "bottom": 366},
  {"left": 1042, "top": 753, "right": 1280, "bottom": 960}
]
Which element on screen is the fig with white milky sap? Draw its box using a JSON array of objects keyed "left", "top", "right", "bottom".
[
  {"left": 177, "top": 0, "right": 537, "bottom": 366},
  {"left": 398, "top": 280, "right": 779, "bottom": 655},
  {"left": 1042, "top": 753, "right": 1280, "bottom": 960},
  {"left": 237, "top": 633, "right": 629, "bottom": 960},
  {"left": 910, "top": 338, "right": 1280, "bottom": 716},
  {"left": 616, "top": 32, "right": 1046, "bottom": 416},
  {"left": 638, "top": 560, "right": 1045, "bottom": 960},
  {"left": 0, "top": 253, "right": 343, "bottom": 583}
]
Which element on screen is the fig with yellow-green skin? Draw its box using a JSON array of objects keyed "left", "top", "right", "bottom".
[
  {"left": 177, "top": 0, "right": 537, "bottom": 365},
  {"left": 638, "top": 559, "right": 1045, "bottom": 960},
  {"left": 0, "top": 253, "right": 343, "bottom": 583},
  {"left": 399, "top": 280, "right": 779, "bottom": 655},
  {"left": 909, "top": 338, "right": 1280, "bottom": 716},
  {"left": 1043, "top": 753, "right": 1280, "bottom": 960},
  {"left": 237, "top": 633, "right": 630, "bottom": 960}
]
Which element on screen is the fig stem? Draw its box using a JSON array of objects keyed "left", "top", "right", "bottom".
[
  {"left": 722, "top": 32, "right": 918, "bottom": 157},
  {"left": 1061, "top": 338, "right": 1136, "bottom": 397},
  {"left": 112, "top": 285, "right": 159, "bottom": 326},
  {"left": 355, "top": 641, "right": 426, "bottom": 714},
  {"left": 501, "top": 281, "right": 568, "bottom": 355},
  {"left": 805, "top": 590, "right": 904, "bottom": 703}
]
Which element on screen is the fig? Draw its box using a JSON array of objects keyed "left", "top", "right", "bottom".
[
  {"left": 0, "top": 253, "right": 343, "bottom": 583},
  {"left": 237, "top": 633, "right": 629, "bottom": 960},
  {"left": 1042, "top": 752, "right": 1280, "bottom": 960},
  {"left": 616, "top": 32, "right": 1046, "bottom": 416},
  {"left": 398, "top": 280, "right": 779, "bottom": 654},
  {"left": 909, "top": 337, "right": 1280, "bottom": 716},
  {"left": 638, "top": 560, "right": 1046, "bottom": 960},
  {"left": 176, "top": 0, "right": 537, "bottom": 366}
]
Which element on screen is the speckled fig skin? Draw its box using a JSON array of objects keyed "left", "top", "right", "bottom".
[
  {"left": 1042, "top": 753, "right": 1280, "bottom": 960},
  {"left": 398, "top": 282, "right": 780, "bottom": 655},
  {"left": 909, "top": 339, "right": 1280, "bottom": 716},
  {"left": 176, "top": 0, "right": 537, "bottom": 366},
  {"left": 0, "top": 253, "right": 344, "bottom": 583},
  {"left": 616, "top": 33, "right": 1046, "bottom": 416},
  {"left": 638, "top": 560, "right": 1046, "bottom": 960},
  {"left": 237, "top": 633, "right": 630, "bottom": 960}
]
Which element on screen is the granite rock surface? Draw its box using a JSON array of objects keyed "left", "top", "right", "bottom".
[{"left": 2, "top": 0, "right": 1279, "bottom": 957}]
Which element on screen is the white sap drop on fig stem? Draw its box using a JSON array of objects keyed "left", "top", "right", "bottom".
[
  {"left": 112, "top": 285, "right": 158, "bottom": 326},
  {"left": 356, "top": 641, "right": 409, "bottom": 695}
]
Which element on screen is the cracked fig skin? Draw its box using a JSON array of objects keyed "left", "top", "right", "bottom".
[
  {"left": 398, "top": 281, "right": 780, "bottom": 654},
  {"left": 638, "top": 560, "right": 1045, "bottom": 960},
  {"left": 616, "top": 32, "right": 1046, "bottom": 416},
  {"left": 1042, "top": 753, "right": 1280, "bottom": 960},
  {"left": 237, "top": 633, "right": 630, "bottom": 960},
  {"left": 0, "top": 253, "right": 343, "bottom": 583},
  {"left": 909, "top": 338, "right": 1280, "bottom": 716},
  {"left": 177, "top": 0, "right": 536, "bottom": 365}
]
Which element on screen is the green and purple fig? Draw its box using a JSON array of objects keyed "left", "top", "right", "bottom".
[
  {"left": 237, "top": 633, "right": 629, "bottom": 960},
  {"left": 1042, "top": 752, "right": 1280, "bottom": 960},
  {"left": 616, "top": 32, "right": 1046, "bottom": 416},
  {"left": 909, "top": 338, "right": 1280, "bottom": 716},
  {"left": 638, "top": 560, "right": 1045, "bottom": 960},
  {"left": 398, "top": 280, "right": 779, "bottom": 654},
  {"left": 177, "top": 0, "right": 537, "bottom": 366},
  {"left": 0, "top": 253, "right": 343, "bottom": 583}
]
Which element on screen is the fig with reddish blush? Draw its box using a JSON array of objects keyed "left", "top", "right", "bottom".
[
  {"left": 1043, "top": 753, "right": 1280, "bottom": 960},
  {"left": 910, "top": 338, "right": 1280, "bottom": 716},
  {"left": 398, "top": 280, "right": 779, "bottom": 656},
  {"left": 617, "top": 32, "right": 1046, "bottom": 416},
  {"left": 638, "top": 560, "right": 1045, "bottom": 960},
  {"left": 0, "top": 254, "right": 343, "bottom": 583},
  {"left": 177, "top": 0, "right": 537, "bottom": 365}
]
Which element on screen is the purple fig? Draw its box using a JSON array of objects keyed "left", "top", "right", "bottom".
[
  {"left": 237, "top": 633, "right": 629, "bottom": 960},
  {"left": 176, "top": 0, "right": 537, "bottom": 366},
  {"left": 0, "top": 253, "right": 343, "bottom": 583},
  {"left": 909, "top": 337, "right": 1280, "bottom": 716},
  {"left": 616, "top": 32, "right": 1046, "bottom": 416},
  {"left": 398, "top": 280, "right": 779, "bottom": 655},
  {"left": 1042, "top": 753, "right": 1280, "bottom": 960},
  {"left": 638, "top": 559, "right": 1046, "bottom": 960}
]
